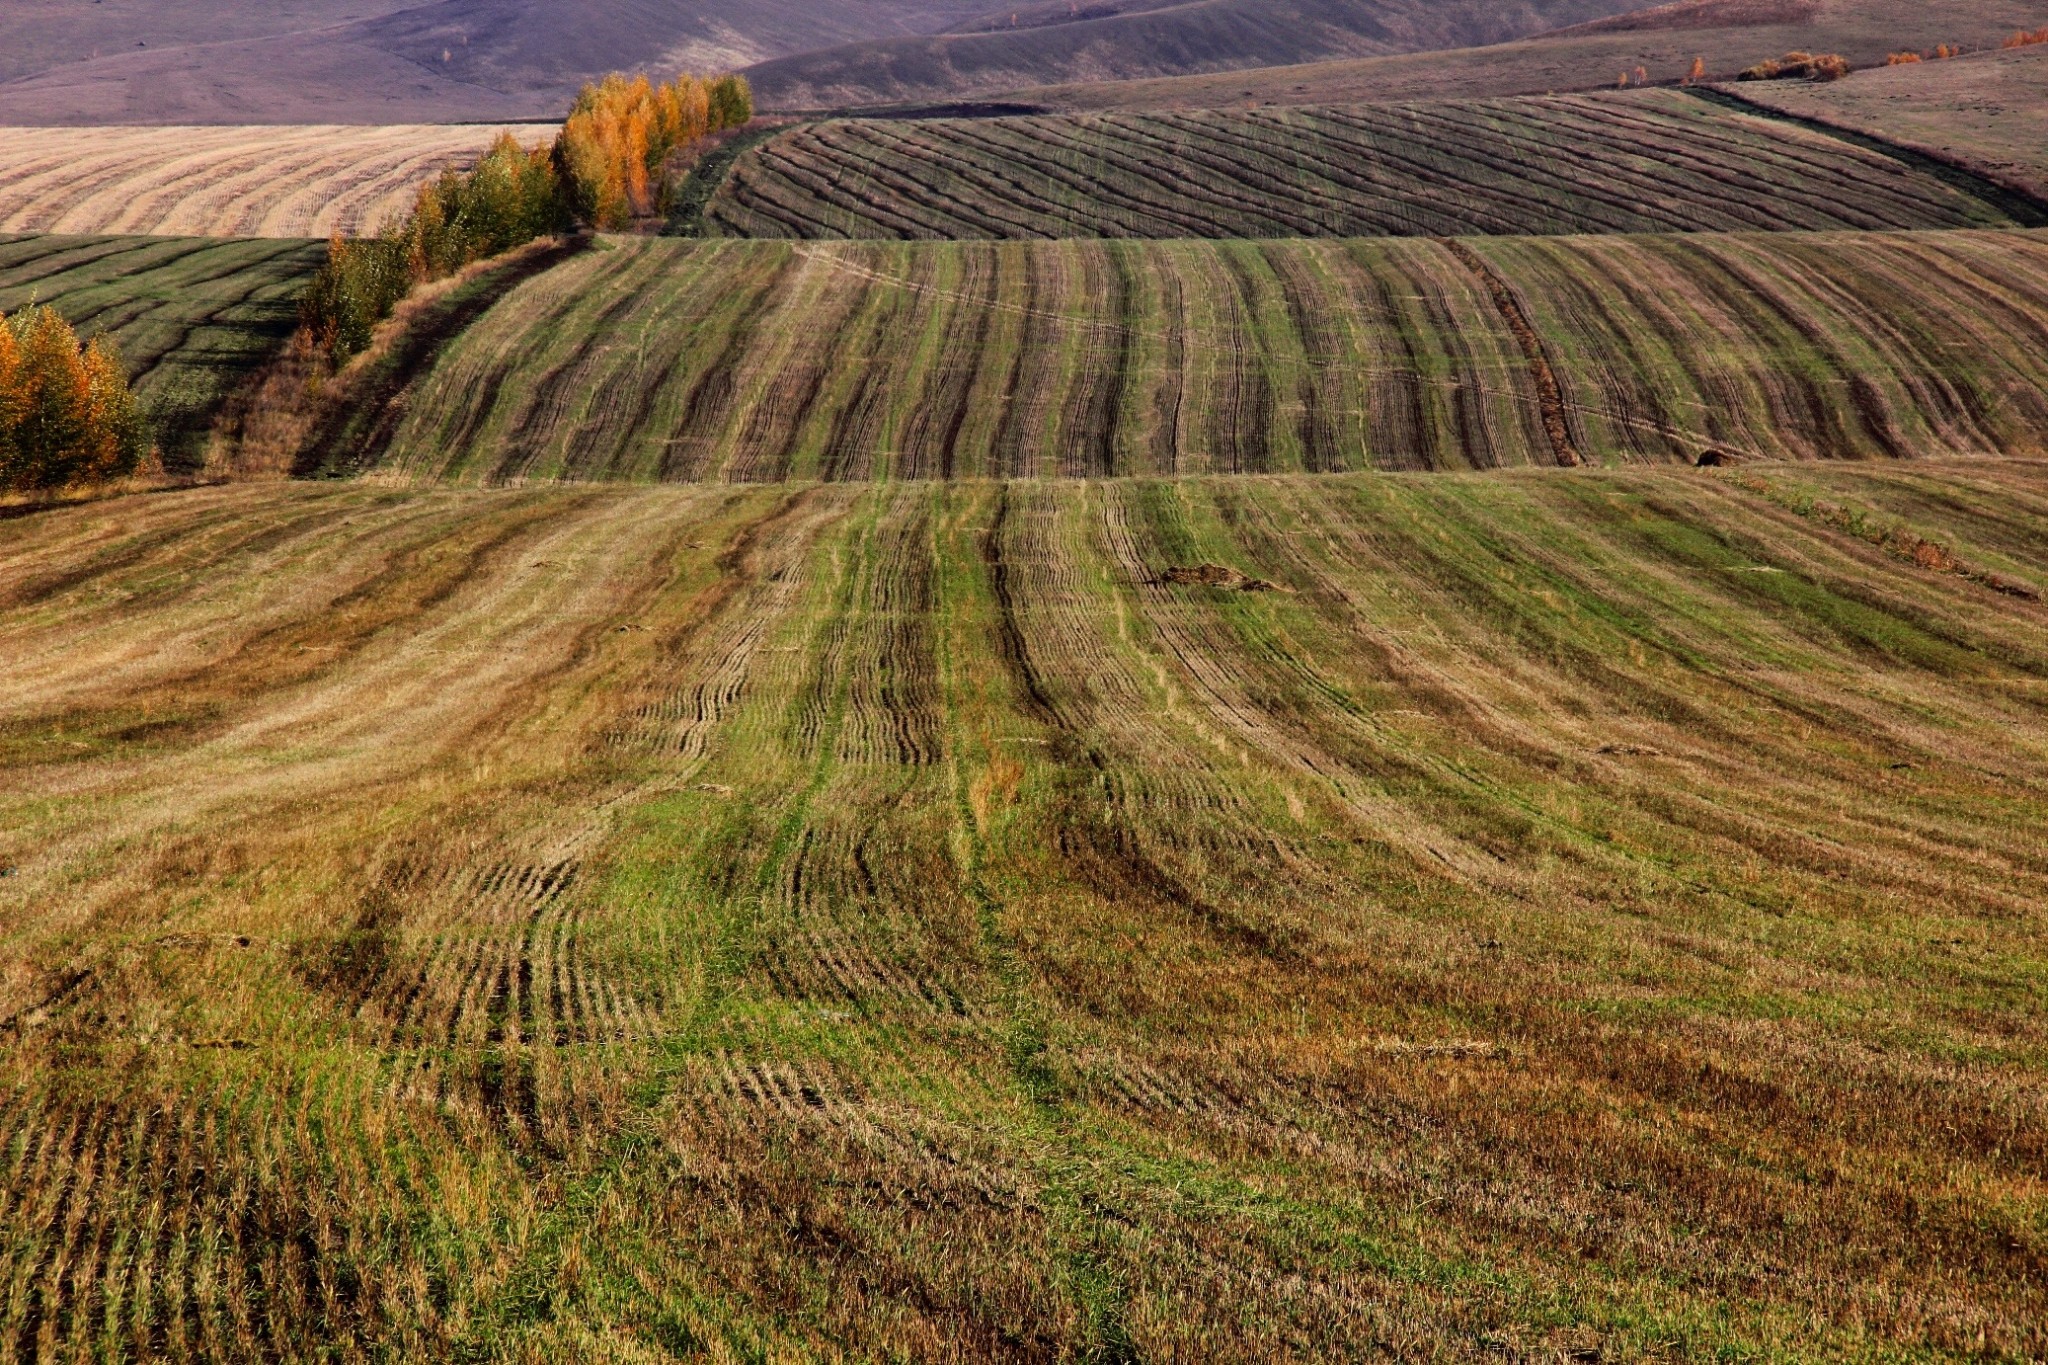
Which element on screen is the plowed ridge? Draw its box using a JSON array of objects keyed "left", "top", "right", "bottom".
[
  {"left": 707, "top": 90, "right": 2026, "bottom": 240},
  {"left": 0, "top": 125, "right": 538, "bottom": 238},
  {"left": 368, "top": 230, "right": 2048, "bottom": 482}
]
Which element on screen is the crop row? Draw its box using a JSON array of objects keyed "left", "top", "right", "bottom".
[
  {"left": 364, "top": 229, "right": 2048, "bottom": 483},
  {"left": 0, "top": 124, "right": 524, "bottom": 239},
  {"left": 0, "top": 234, "right": 324, "bottom": 470},
  {"left": 3, "top": 465, "right": 2046, "bottom": 1357},
  {"left": 705, "top": 90, "right": 2028, "bottom": 240}
]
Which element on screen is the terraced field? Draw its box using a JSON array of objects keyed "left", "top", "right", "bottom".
[
  {"left": 0, "top": 234, "right": 325, "bottom": 470},
  {"left": 360, "top": 230, "right": 2048, "bottom": 483},
  {"left": 705, "top": 90, "right": 2040, "bottom": 240},
  {"left": 0, "top": 125, "right": 536, "bottom": 238},
  {"left": 3, "top": 463, "right": 2045, "bottom": 1360}
]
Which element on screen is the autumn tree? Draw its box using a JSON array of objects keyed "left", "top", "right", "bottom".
[
  {"left": 555, "top": 72, "right": 755, "bottom": 230},
  {"left": 0, "top": 305, "right": 148, "bottom": 493}
]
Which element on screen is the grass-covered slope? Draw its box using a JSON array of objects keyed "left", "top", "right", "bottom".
[
  {"left": 2, "top": 464, "right": 2045, "bottom": 1359},
  {"left": 1011, "top": 0, "right": 2048, "bottom": 111},
  {"left": 743, "top": 0, "right": 1645, "bottom": 110},
  {"left": 360, "top": 231, "right": 2048, "bottom": 483},
  {"left": 0, "top": 125, "right": 534, "bottom": 239},
  {"left": 708, "top": 90, "right": 2034, "bottom": 241},
  {"left": 0, "top": 234, "right": 324, "bottom": 470},
  {"left": 1728, "top": 43, "right": 2048, "bottom": 205}
]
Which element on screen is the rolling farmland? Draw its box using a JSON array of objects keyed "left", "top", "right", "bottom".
[
  {"left": 1730, "top": 44, "right": 2048, "bottom": 204},
  {"left": 0, "top": 125, "right": 544, "bottom": 239},
  {"left": 1007, "top": 0, "right": 2048, "bottom": 111},
  {"left": 706, "top": 90, "right": 2038, "bottom": 241},
  {"left": 2, "top": 464, "right": 2045, "bottom": 1359},
  {"left": 0, "top": 234, "right": 324, "bottom": 470},
  {"left": 360, "top": 230, "right": 2048, "bottom": 484}
]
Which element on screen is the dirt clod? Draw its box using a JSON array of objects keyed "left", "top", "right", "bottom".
[{"left": 1161, "top": 564, "right": 1277, "bottom": 591}]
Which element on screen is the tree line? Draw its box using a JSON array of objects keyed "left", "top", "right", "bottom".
[
  {"left": 0, "top": 305, "right": 147, "bottom": 495},
  {"left": 304, "top": 72, "right": 753, "bottom": 363}
]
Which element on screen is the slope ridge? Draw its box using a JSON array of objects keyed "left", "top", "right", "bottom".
[{"left": 742, "top": 0, "right": 1652, "bottom": 110}]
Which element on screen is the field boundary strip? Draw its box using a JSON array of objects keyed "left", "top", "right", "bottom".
[{"left": 1688, "top": 87, "right": 2048, "bottom": 228}]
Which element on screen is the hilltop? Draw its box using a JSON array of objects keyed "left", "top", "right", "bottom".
[
  {"left": 1005, "top": 0, "right": 2048, "bottom": 110},
  {"left": 0, "top": 0, "right": 993, "bottom": 125},
  {"left": 742, "top": 0, "right": 1649, "bottom": 110}
]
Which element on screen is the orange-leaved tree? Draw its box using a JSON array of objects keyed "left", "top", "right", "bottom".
[
  {"left": 0, "top": 305, "right": 148, "bottom": 493},
  {"left": 555, "top": 73, "right": 754, "bottom": 229}
]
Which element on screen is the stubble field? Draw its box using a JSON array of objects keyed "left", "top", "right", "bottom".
[
  {"left": 2, "top": 463, "right": 2045, "bottom": 1360},
  {"left": 0, "top": 125, "right": 538, "bottom": 239},
  {"left": 358, "top": 229, "right": 2048, "bottom": 483},
  {"left": 705, "top": 91, "right": 2041, "bottom": 241}
]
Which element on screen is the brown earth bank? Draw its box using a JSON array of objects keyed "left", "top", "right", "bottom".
[{"left": 1, "top": 464, "right": 2044, "bottom": 1359}]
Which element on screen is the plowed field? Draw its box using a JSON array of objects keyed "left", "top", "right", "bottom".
[
  {"left": 0, "top": 125, "right": 534, "bottom": 238},
  {"left": 0, "top": 234, "right": 324, "bottom": 469},
  {"left": 706, "top": 90, "right": 2034, "bottom": 240},
  {"left": 364, "top": 230, "right": 2048, "bottom": 483},
  {"left": 4, "top": 463, "right": 2045, "bottom": 1360}
]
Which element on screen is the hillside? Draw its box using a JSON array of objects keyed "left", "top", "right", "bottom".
[
  {"left": 742, "top": 0, "right": 1650, "bottom": 110},
  {"left": 1730, "top": 41, "right": 2048, "bottom": 204},
  {"left": 311, "top": 231, "right": 2048, "bottom": 484},
  {"left": 704, "top": 90, "right": 2037, "bottom": 240},
  {"left": 1010, "top": 0, "right": 2048, "bottom": 110},
  {"left": 0, "top": 125, "right": 540, "bottom": 239},
  {"left": 5, "top": 462, "right": 2046, "bottom": 1359},
  {"left": 0, "top": 234, "right": 323, "bottom": 470},
  {"left": 0, "top": 0, "right": 993, "bottom": 126}
]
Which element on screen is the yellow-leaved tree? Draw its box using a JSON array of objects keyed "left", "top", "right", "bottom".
[
  {"left": 0, "top": 305, "right": 148, "bottom": 493},
  {"left": 556, "top": 73, "right": 754, "bottom": 229}
]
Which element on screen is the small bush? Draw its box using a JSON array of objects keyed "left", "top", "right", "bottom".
[
  {"left": 0, "top": 305, "right": 149, "bottom": 493},
  {"left": 300, "top": 234, "right": 410, "bottom": 363},
  {"left": 1887, "top": 51, "right": 1923, "bottom": 65},
  {"left": 2006, "top": 27, "right": 2048, "bottom": 48},
  {"left": 1738, "top": 51, "right": 1850, "bottom": 81},
  {"left": 405, "top": 134, "right": 568, "bottom": 279}
]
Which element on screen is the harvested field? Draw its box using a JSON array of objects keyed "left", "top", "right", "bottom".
[
  {"left": 0, "top": 125, "right": 541, "bottom": 238},
  {"left": 0, "top": 234, "right": 324, "bottom": 470},
  {"left": 1728, "top": 44, "right": 2048, "bottom": 205},
  {"left": 707, "top": 90, "right": 2031, "bottom": 240},
  {"left": 362, "top": 231, "right": 2048, "bottom": 482},
  {"left": 1011, "top": 0, "right": 2048, "bottom": 111},
  {"left": 2, "top": 463, "right": 2045, "bottom": 1359}
]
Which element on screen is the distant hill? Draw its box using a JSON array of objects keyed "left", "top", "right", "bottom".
[
  {"left": 741, "top": 0, "right": 1657, "bottom": 110},
  {"left": 0, "top": 0, "right": 994, "bottom": 126},
  {"left": 1003, "top": 0, "right": 2048, "bottom": 110}
]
